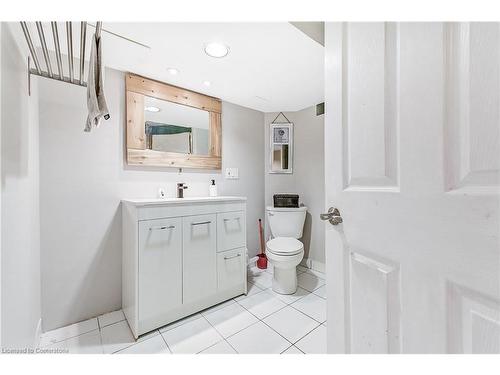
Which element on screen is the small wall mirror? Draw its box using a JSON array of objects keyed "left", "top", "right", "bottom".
[
  {"left": 126, "top": 73, "right": 222, "bottom": 169},
  {"left": 270, "top": 123, "right": 293, "bottom": 174}
]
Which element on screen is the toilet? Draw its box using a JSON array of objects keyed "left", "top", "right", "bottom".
[{"left": 266, "top": 206, "right": 307, "bottom": 294}]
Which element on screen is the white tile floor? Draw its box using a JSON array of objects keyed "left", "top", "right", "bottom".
[{"left": 38, "top": 266, "right": 326, "bottom": 354}]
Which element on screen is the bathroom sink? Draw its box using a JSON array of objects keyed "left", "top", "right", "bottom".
[{"left": 122, "top": 196, "right": 246, "bottom": 206}]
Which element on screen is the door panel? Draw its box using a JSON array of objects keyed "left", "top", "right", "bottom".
[
  {"left": 325, "top": 22, "right": 500, "bottom": 353},
  {"left": 138, "top": 218, "right": 182, "bottom": 325},
  {"left": 350, "top": 251, "right": 401, "bottom": 354},
  {"left": 342, "top": 22, "right": 399, "bottom": 190},
  {"left": 447, "top": 282, "right": 500, "bottom": 353},
  {"left": 445, "top": 23, "right": 500, "bottom": 193},
  {"left": 182, "top": 214, "right": 217, "bottom": 303}
]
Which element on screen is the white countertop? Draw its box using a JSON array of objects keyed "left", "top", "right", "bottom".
[{"left": 121, "top": 196, "right": 247, "bottom": 206}]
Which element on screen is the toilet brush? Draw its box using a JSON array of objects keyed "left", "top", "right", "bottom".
[{"left": 257, "top": 219, "right": 268, "bottom": 269}]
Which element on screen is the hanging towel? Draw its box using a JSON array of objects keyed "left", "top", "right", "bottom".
[{"left": 85, "top": 33, "right": 110, "bottom": 132}]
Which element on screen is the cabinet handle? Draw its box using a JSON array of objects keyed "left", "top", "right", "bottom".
[
  {"left": 223, "top": 217, "right": 240, "bottom": 222},
  {"left": 191, "top": 221, "right": 211, "bottom": 226},
  {"left": 149, "top": 225, "right": 175, "bottom": 231},
  {"left": 224, "top": 253, "right": 241, "bottom": 260}
]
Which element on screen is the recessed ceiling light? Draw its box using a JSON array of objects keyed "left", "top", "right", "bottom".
[
  {"left": 167, "top": 67, "right": 179, "bottom": 75},
  {"left": 203, "top": 81, "right": 211, "bottom": 87},
  {"left": 204, "top": 42, "right": 230, "bottom": 58},
  {"left": 145, "top": 106, "right": 160, "bottom": 113}
]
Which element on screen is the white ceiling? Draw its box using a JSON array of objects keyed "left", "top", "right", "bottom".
[{"left": 20, "top": 22, "right": 324, "bottom": 113}]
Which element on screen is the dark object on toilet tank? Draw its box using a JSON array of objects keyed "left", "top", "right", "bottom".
[{"left": 273, "top": 194, "right": 299, "bottom": 208}]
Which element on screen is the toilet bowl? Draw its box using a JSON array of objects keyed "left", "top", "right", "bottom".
[
  {"left": 266, "top": 206, "right": 307, "bottom": 295},
  {"left": 266, "top": 237, "right": 304, "bottom": 294}
]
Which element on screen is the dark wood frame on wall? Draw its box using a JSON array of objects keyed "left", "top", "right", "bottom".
[{"left": 125, "top": 73, "right": 222, "bottom": 169}]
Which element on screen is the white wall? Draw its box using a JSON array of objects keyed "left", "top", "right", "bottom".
[
  {"left": 264, "top": 106, "right": 325, "bottom": 266},
  {"left": 39, "top": 68, "right": 264, "bottom": 330},
  {"left": 1, "top": 23, "right": 41, "bottom": 347}
]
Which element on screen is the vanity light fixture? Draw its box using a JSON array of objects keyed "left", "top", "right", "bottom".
[
  {"left": 167, "top": 67, "right": 179, "bottom": 75},
  {"left": 145, "top": 106, "right": 160, "bottom": 113},
  {"left": 204, "top": 42, "right": 230, "bottom": 58}
]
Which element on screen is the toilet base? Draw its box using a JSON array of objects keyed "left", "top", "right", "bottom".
[{"left": 272, "top": 267, "right": 298, "bottom": 295}]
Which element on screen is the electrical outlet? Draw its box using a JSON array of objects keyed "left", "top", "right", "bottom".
[{"left": 225, "top": 167, "right": 239, "bottom": 179}]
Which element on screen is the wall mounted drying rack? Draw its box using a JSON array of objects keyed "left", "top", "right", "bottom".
[
  {"left": 20, "top": 21, "right": 103, "bottom": 88},
  {"left": 20, "top": 22, "right": 151, "bottom": 95}
]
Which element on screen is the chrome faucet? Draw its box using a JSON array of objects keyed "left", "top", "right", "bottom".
[{"left": 177, "top": 183, "right": 188, "bottom": 198}]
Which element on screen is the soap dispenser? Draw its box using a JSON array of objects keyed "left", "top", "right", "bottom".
[{"left": 209, "top": 179, "right": 217, "bottom": 197}]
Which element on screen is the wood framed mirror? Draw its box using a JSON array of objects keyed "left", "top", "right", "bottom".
[{"left": 126, "top": 73, "right": 222, "bottom": 169}]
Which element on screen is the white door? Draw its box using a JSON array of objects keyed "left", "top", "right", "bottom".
[{"left": 324, "top": 22, "right": 500, "bottom": 353}]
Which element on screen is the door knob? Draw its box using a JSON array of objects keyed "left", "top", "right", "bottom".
[{"left": 320, "top": 207, "right": 343, "bottom": 225}]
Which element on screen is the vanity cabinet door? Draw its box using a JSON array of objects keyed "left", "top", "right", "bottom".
[
  {"left": 182, "top": 214, "right": 217, "bottom": 303},
  {"left": 138, "top": 218, "right": 182, "bottom": 326},
  {"left": 217, "top": 211, "right": 246, "bottom": 252}
]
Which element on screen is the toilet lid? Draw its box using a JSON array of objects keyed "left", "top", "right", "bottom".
[{"left": 266, "top": 237, "right": 303, "bottom": 255}]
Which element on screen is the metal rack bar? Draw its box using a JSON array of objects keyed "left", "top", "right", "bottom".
[
  {"left": 95, "top": 21, "right": 102, "bottom": 38},
  {"left": 20, "top": 22, "right": 42, "bottom": 75},
  {"left": 36, "top": 22, "right": 53, "bottom": 78},
  {"left": 51, "top": 22, "right": 63, "bottom": 79},
  {"left": 79, "top": 21, "right": 87, "bottom": 85},
  {"left": 66, "top": 22, "right": 74, "bottom": 82},
  {"left": 20, "top": 21, "right": 139, "bottom": 90}
]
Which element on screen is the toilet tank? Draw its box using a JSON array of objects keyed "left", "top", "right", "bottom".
[{"left": 266, "top": 206, "right": 307, "bottom": 239}]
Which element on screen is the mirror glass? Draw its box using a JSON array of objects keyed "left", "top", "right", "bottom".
[
  {"left": 270, "top": 123, "right": 293, "bottom": 173},
  {"left": 272, "top": 144, "right": 289, "bottom": 170},
  {"left": 144, "top": 96, "right": 210, "bottom": 155}
]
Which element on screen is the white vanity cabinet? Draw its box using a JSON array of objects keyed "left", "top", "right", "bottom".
[{"left": 122, "top": 197, "right": 247, "bottom": 338}]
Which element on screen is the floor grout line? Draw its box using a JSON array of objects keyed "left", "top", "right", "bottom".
[
  {"left": 280, "top": 344, "right": 294, "bottom": 354},
  {"left": 259, "top": 301, "right": 322, "bottom": 346},
  {"left": 158, "top": 330, "right": 173, "bottom": 353},
  {"left": 109, "top": 321, "right": 159, "bottom": 354},
  {"left": 294, "top": 324, "right": 325, "bottom": 353},
  {"left": 41, "top": 328, "right": 101, "bottom": 352},
  {"left": 289, "top": 322, "right": 322, "bottom": 345},
  {"left": 293, "top": 345, "right": 306, "bottom": 354},
  {"left": 259, "top": 318, "right": 295, "bottom": 347},
  {"left": 232, "top": 293, "right": 301, "bottom": 349},
  {"left": 280, "top": 343, "right": 305, "bottom": 354},
  {"left": 224, "top": 319, "right": 262, "bottom": 341},
  {"left": 197, "top": 312, "right": 234, "bottom": 353},
  {"left": 287, "top": 302, "right": 326, "bottom": 325},
  {"left": 264, "top": 287, "right": 309, "bottom": 305},
  {"left": 39, "top": 325, "right": 101, "bottom": 349},
  {"left": 224, "top": 292, "right": 294, "bottom": 345}
]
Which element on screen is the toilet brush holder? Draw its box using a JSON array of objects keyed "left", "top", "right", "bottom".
[{"left": 257, "top": 253, "right": 268, "bottom": 269}]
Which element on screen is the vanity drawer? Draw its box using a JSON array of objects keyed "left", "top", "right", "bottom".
[
  {"left": 217, "top": 248, "right": 246, "bottom": 292},
  {"left": 217, "top": 211, "right": 246, "bottom": 252}
]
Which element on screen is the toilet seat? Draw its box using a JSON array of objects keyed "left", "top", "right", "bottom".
[{"left": 266, "top": 237, "right": 303, "bottom": 256}]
